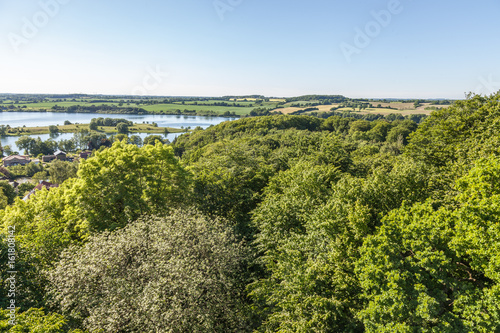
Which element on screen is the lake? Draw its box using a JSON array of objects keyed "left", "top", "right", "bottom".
[
  {"left": 0, "top": 111, "right": 236, "bottom": 152},
  {"left": 0, "top": 111, "right": 236, "bottom": 128}
]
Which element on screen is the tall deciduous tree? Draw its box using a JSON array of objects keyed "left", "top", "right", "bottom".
[
  {"left": 356, "top": 156, "right": 500, "bottom": 332},
  {"left": 0, "top": 182, "right": 16, "bottom": 206},
  {"left": 405, "top": 92, "right": 500, "bottom": 170},
  {"left": 74, "top": 141, "right": 190, "bottom": 231},
  {"left": 48, "top": 210, "right": 252, "bottom": 333},
  {"left": 25, "top": 162, "right": 43, "bottom": 177},
  {"left": 116, "top": 122, "right": 129, "bottom": 134},
  {"left": 49, "top": 160, "right": 78, "bottom": 185},
  {"left": 143, "top": 135, "right": 165, "bottom": 145},
  {"left": 49, "top": 125, "right": 59, "bottom": 134},
  {"left": 251, "top": 159, "right": 432, "bottom": 332}
]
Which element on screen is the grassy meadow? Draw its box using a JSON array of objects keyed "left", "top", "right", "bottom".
[
  {"left": 1, "top": 95, "right": 453, "bottom": 119},
  {"left": 4, "top": 123, "right": 184, "bottom": 136}
]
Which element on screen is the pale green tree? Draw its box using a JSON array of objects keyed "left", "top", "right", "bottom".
[{"left": 48, "top": 210, "right": 251, "bottom": 333}]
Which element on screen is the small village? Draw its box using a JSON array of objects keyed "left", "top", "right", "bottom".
[{"left": 0, "top": 149, "right": 92, "bottom": 202}]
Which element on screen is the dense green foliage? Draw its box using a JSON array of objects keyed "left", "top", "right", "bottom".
[
  {"left": 357, "top": 157, "right": 500, "bottom": 332},
  {"left": 1, "top": 92, "right": 500, "bottom": 332},
  {"left": 0, "top": 307, "right": 83, "bottom": 333},
  {"left": 48, "top": 160, "right": 78, "bottom": 184},
  {"left": 15, "top": 137, "right": 57, "bottom": 156},
  {"left": 75, "top": 141, "right": 190, "bottom": 231},
  {"left": 48, "top": 211, "right": 251, "bottom": 333},
  {"left": 89, "top": 117, "right": 133, "bottom": 127}
]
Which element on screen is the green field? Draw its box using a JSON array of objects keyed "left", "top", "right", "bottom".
[
  {"left": 181, "top": 100, "right": 255, "bottom": 106},
  {"left": 140, "top": 103, "right": 256, "bottom": 115},
  {"left": 3, "top": 123, "right": 184, "bottom": 136},
  {"left": 13, "top": 101, "right": 122, "bottom": 109},
  {"left": 1, "top": 95, "right": 451, "bottom": 118},
  {"left": 3, "top": 99, "right": 280, "bottom": 116}
]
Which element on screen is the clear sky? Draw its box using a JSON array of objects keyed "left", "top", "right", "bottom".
[{"left": 0, "top": 0, "right": 499, "bottom": 99}]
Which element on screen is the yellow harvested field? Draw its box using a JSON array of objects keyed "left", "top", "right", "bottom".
[
  {"left": 273, "top": 102, "right": 450, "bottom": 116},
  {"left": 372, "top": 102, "right": 414, "bottom": 109},
  {"left": 275, "top": 107, "right": 302, "bottom": 114},
  {"left": 415, "top": 103, "right": 450, "bottom": 111},
  {"left": 362, "top": 109, "right": 433, "bottom": 116},
  {"left": 369, "top": 102, "right": 450, "bottom": 111},
  {"left": 274, "top": 104, "right": 338, "bottom": 114}
]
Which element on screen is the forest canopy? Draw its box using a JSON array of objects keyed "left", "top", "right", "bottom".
[{"left": 1, "top": 92, "right": 500, "bottom": 332}]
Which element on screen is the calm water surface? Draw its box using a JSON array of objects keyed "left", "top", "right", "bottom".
[
  {"left": 0, "top": 111, "right": 236, "bottom": 152},
  {"left": 0, "top": 111, "right": 236, "bottom": 128}
]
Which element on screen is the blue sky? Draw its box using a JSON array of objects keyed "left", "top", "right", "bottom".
[{"left": 0, "top": 0, "right": 499, "bottom": 98}]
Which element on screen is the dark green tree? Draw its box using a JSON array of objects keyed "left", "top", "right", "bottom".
[
  {"left": 116, "top": 122, "right": 129, "bottom": 134},
  {"left": 48, "top": 125, "right": 59, "bottom": 134},
  {"left": 0, "top": 181, "right": 16, "bottom": 205},
  {"left": 25, "top": 162, "right": 43, "bottom": 177},
  {"left": 17, "top": 182, "right": 35, "bottom": 197},
  {"left": 88, "top": 120, "right": 98, "bottom": 131},
  {"left": 143, "top": 135, "right": 165, "bottom": 145},
  {"left": 49, "top": 160, "right": 78, "bottom": 185}
]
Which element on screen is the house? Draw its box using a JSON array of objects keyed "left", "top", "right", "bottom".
[
  {"left": 54, "top": 150, "right": 67, "bottom": 161},
  {"left": 34, "top": 181, "right": 58, "bottom": 191},
  {"left": 79, "top": 151, "right": 92, "bottom": 159},
  {"left": 2, "top": 155, "right": 30, "bottom": 167},
  {"left": 42, "top": 155, "right": 56, "bottom": 163},
  {"left": 43, "top": 151, "right": 67, "bottom": 163},
  {"left": 22, "top": 180, "right": 59, "bottom": 201}
]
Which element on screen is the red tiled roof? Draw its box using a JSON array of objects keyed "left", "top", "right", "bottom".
[{"left": 35, "top": 181, "right": 59, "bottom": 191}]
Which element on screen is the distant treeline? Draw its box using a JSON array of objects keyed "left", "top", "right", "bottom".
[
  {"left": 90, "top": 117, "right": 133, "bottom": 127},
  {"left": 0, "top": 93, "right": 456, "bottom": 105},
  {"left": 285, "top": 95, "right": 348, "bottom": 103},
  {"left": 310, "top": 110, "right": 428, "bottom": 123},
  {"left": 55, "top": 104, "right": 147, "bottom": 114}
]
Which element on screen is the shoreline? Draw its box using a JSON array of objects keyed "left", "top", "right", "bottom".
[
  {"left": 1, "top": 123, "right": 186, "bottom": 136},
  {"left": 0, "top": 109, "right": 243, "bottom": 117}
]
